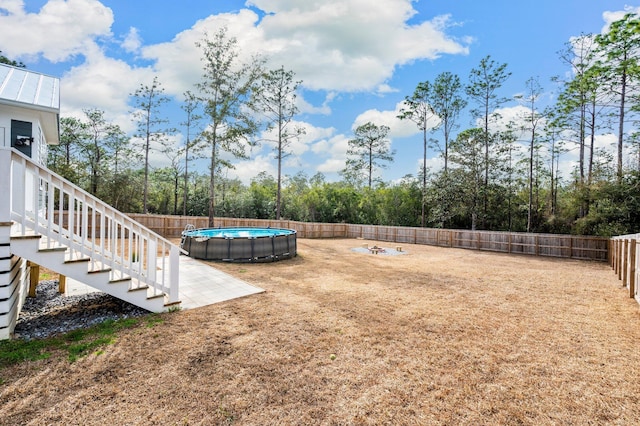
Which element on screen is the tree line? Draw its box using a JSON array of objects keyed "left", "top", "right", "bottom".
[{"left": 43, "top": 14, "right": 640, "bottom": 237}]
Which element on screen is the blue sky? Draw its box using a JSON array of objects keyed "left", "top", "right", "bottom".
[{"left": 1, "top": 0, "right": 638, "bottom": 184}]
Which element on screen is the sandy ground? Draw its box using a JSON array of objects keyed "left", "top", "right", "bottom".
[{"left": 1, "top": 238, "right": 639, "bottom": 425}]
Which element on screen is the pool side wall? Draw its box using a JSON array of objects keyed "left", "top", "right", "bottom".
[{"left": 183, "top": 230, "right": 297, "bottom": 263}]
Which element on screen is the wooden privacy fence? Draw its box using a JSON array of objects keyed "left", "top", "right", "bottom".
[
  {"left": 121, "top": 214, "right": 608, "bottom": 262},
  {"left": 52, "top": 212, "right": 608, "bottom": 261},
  {"left": 345, "top": 225, "right": 607, "bottom": 260},
  {"left": 610, "top": 234, "right": 640, "bottom": 302}
]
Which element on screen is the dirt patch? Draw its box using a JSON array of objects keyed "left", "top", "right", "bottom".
[{"left": 1, "top": 238, "right": 639, "bottom": 425}]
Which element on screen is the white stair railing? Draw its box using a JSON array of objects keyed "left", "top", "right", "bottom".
[{"left": 3, "top": 147, "right": 181, "bottom": 305}]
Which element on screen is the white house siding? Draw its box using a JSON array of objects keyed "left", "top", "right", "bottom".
[
  {"left": 0, "top": 63, "right": 60, "bottom": 339},
  {"left": 0, "top": 253, "right": 29, "bottom": 340}
]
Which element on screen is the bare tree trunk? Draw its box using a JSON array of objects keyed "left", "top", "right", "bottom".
[
  {"left": 208, "top": 143, "right": 216, "bottom": 228},
  {"left": 617, "top": 70, "right": 627, "bottom": 180},
  {"left": 276, "top": 115, "right": 283, "bottom": 220},
  {"left": 183, "top": 137, "right": 189, "bottom": 216},
  {"left": 422, "top": 127, "right": 427, "bottom": 227}
]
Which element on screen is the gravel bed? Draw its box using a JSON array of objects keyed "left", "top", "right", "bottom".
[{"left": 13, "top": 280, "right": 149, "bottom": 341}]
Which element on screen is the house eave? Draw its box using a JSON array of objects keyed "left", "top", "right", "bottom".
[{"left": 0, "top": 99, "right": 60, "bottom": 145}]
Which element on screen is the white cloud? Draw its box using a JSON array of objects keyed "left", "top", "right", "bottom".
[
  {"left": 0, "top": 0, "right": 113, "bottom": 62},
  {"left": 134, "top": 0, "right": 470, "bottom": 96},
  {"left": 487, "top": 105, "right": 531, "bottom": 132},
  {"left": 312, "top": 133, "right": 350, "bottom": 174},
  {"left": 60, "top": 48, "right": 153, "bottom": 131},
  {"left": 0, "top": 0, "right": 23, "bottom": 14},
  {"left": 243, "top": 0, "right": 469, "bottom": 91},
  {"left": 211, "top": 121, "right": 342, "bottom": 183},
  {"left": 602, "top": 6, "right": 640, "bottom": 32},
  {"left": 229, "top": 155, "right": 277, "bottom": 183},
  {"left": 297, "top": 91, "right": 335, "bottom": 115},
  {"left": 129, "top": 133, "right": 183, "bottom": 171},
  {"left": 317, "top": 158, "right": 346, "bottom": 174},
  {"left": 140, "top": 10, "right": 264, "bottom": 97},
  {"left": 122, "top": 27, "right": 142, "bottom": 53},
  {"left": 258, "top": 119, "right": 312, "bottom": 157},
  {"left": 353, "top": 102, "right": 427, "bottom": 138},
  {"left": 376, "top": 84, "right": 398, "bottom": 95}
]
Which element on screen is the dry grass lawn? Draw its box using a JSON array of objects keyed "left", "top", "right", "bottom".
[{"left": 1, "top": 238, "right": 640, "bottom": 425}]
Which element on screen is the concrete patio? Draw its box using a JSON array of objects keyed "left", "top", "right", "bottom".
[{"left": 66, "top": 255, "right": 265, "bottom": 310}]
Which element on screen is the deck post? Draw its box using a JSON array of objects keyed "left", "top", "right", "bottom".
[
  {"left": 168, "top": 245, "right": 180, "bottom": 304},
  {"left": 58, "top": 274, "right": 67, "bottom": 294},
  {"left": 28, "top": 261, "right": 39, "bottom": 297}
]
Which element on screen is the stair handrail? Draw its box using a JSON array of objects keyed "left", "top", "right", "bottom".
[{"left": 3, "top": 147, "right": 182, "bottom": 305}]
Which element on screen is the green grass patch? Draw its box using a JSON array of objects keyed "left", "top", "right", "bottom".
[
  {"left": 38, "top": 270, "right": 57, "bottom": 281},
  {"left": 145, "top": 314, "right": 164, "bottom": 327},
  {"left": 0, "top": 337, "right": 58, "bottom": 367},
  {"left": 67, "top": 336, "right": 114, "bottom": 362},
  {"left": 0, "top": 316, "right": 149, "bottom": 370}
]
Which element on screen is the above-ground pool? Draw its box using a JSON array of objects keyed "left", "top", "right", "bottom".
[{"left": 180, "top": 227, "right": 297, "bottom": 262}]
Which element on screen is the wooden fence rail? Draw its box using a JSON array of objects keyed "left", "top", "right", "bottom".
[
  {"left": 119, "top": 214, "right": 608, "bottom": 262},
  {"left": 610, "top": 234, "right": 640, "bottom": 302}
]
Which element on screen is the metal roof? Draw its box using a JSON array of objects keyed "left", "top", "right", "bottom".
[{"left": 0, "top": 63, "right": 60, "bottom": 111}]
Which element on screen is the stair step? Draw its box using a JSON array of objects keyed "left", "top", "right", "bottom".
[
  {"left": 10, "top": 234, "right": 41, "bottom": 240},
  {"left": 10, "top": 231, "right": 173, "bottom": 313},
  {"left": 39, "top": 246, "right": 67, "bottom": 253},
  {"left": 64, "top": 257, "right": 90, "bottom": 264},
  {"left": 88, "top": 267, "right": 111, "bottom": 274},
  {"left": 164, "top": 300, "right": 181, "bottom": 309}
]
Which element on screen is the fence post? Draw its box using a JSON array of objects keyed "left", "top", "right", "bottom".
[
  {"left": 569, "top": 236, "right": 573, "bottom": 259},
  {"left": 630, "top": 240, "right": 636, "bottom": 299},
  {"left": 613, "top": 240, "right": 617, "bottom": 275},
  {"left": 608, "top": 239, "right": 613, "bottom": 267},
  {"left": 618, "top": 239, "right": 624, "bottom": 281},
  {"left": 623, "top": 239, "right": 629, "bottom": 287}
]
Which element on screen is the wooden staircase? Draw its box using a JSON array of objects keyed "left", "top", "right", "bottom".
[{"left": 0, "top": 147, "right": 182, "bottom": 339}]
